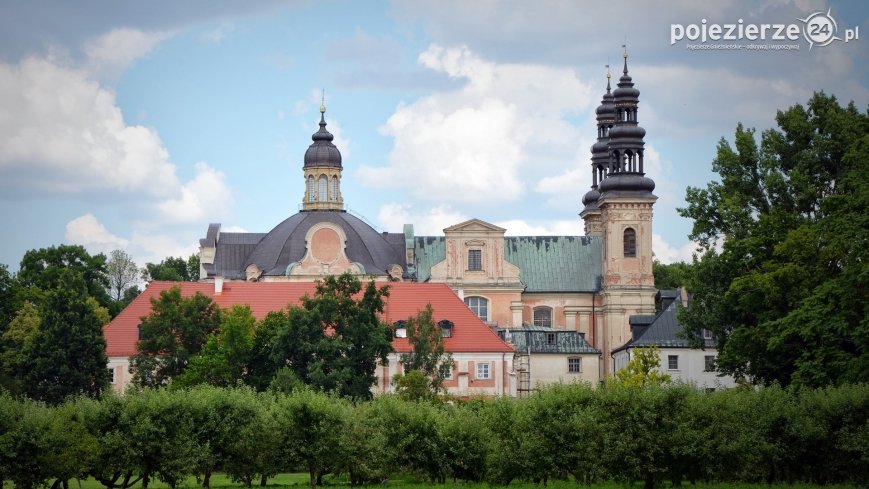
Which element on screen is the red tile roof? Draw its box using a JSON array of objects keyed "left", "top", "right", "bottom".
[{"left": 104, "top": 280, "right": 513, "bottom": 357}]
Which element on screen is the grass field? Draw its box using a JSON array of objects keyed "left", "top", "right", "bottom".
[{"left": 18, "top": 474, "right": 860, "bottom": 489}]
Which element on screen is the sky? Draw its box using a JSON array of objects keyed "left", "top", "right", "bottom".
[{"left": 0, "top": 0, "right": 867, "bottom": 271}]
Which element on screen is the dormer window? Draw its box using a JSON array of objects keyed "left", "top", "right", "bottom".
[
  {"left": 439, "top": 319, "right": 453, "bottom": 338},
  {"left": 468, "top": 249, "right": 482, "bottom": 271},
  {"left": 624, "top": 228, "right": 637, "bottom": 257},
  {"left": 394, "top": 320, "right": 407, "bottom": 338}
]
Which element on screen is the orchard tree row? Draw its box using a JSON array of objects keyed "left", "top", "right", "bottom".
[{"left": 1, "top": 382, "right": 867, "bottom": 489}]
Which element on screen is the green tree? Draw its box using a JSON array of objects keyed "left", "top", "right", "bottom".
[
  {"left": 130, "top": 286, "right": 221, "bottom": 387},
  {"left": 143, "top": 254, "right": 200, "bottom": 282},
  {"left": 269, "top": 273, "right": 393, "bottom": 399},
  {"left": 678, "top": 92, "right": 869, "bottom": 387},
  {"left": 19, "top": 270, "right": 110, "bottom": 404},
  {"left": 273, "top": 388, "right": 350, "bottom": 487},
  {"left": 652, "top": 260, "right": 691, "bottom": 290},
  {"left": 106, "top": 250, "right": 140, "bottom": 301},
  {"left": 18, "top": 245, "right": 110, "bottom": 308},
  {"left": 175, "top": 305, "right": 256, "bottom": 388},
  {"left": 394, "top": 304, "right": 452, "bottom": 400},
  {"left": 613, "top": 345, "right": 671, "bottom": 387},
  {"left": 0, "top": 302, "right": 40, "bottom": 395}
]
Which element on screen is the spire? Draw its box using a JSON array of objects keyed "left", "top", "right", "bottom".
[
  {"left": 597, "top": 48, "right": 655, "bottom": 198},
  {"left": 302, "top": 98, "right": 344, "bottom": 211}
]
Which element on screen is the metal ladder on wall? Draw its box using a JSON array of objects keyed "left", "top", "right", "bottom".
[{"left": 515, "top": 354, "right": 531, "bottom": 398}]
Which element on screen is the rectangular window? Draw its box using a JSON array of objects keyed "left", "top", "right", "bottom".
[
  {"left": 702, "top": 329, "right": 713, "bottom": 340},
  {"left": 533, "top": 307, "right": 552, "bottom": 327},
  {"left": 668, "top": 355, "right": 679, "bottom": 370},
  {"left": 476, "top": 362, "right": 490, "bottom": 379},
  {"left": 108, "top": 367, "right": 116, "bottom": 384},
  {"left": 704, "top": 355, "right": 715, "bottom": 371},
  {"left": 439, "top": 363, "right": 453, "bottom": 380},
  {"left": 468, "top": 249, "right": 482, "bottom": 271},
  {"left": 568, "top": 357, "right": 582, "bottom": 373},
  {"left": 546, "top": 332, "right": 556, "bottom": 345}
]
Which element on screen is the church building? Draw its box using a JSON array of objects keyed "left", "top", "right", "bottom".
[
  {"left": 105, "top": 53, "right": 674, "bottom": 394},
  {"left": 196, "top": 53, "right": 655, "bottom": 380}
]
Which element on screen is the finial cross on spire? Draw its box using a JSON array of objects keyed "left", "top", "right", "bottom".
[
  {"left": 621, "top": 41, "right": 629, "bottom": 74},
  {"left": 320, "top": 88, "right": 326, "bottom": 113}
]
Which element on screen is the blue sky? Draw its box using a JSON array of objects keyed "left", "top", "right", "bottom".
[{"left": 1, "top": 0, "right": 866, "bottom": 270}]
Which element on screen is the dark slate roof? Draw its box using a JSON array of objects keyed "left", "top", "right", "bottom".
[
  {"left": 244, "top": 211, "right": 406, "bottom": 277},
  {"left": 208, "top": 232, "right": 267, "bottom": 280},
  {"left": 613, "top": 293, "right": 716, "bottom": 352},
  {"left": 501, "top": 326, "right": 598, "bottom": 354},
  {"left": 504, "top": 236, "right": 601, "bottom": 292}
]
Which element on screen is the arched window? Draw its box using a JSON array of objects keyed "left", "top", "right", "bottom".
[
  {"left": 307, "top": 176, "right": 315, "bottom": 202},
  {"left": 533, "top": 306, "right": 552, "bottom": 327},
  {"left": 318, "top": 175, "right": 327, "bottom": 201},
  {"left": 624, "top": 228, "right": 637, "bottom": 257},
  {"left": 464, "top": 296, "right": 489, "bottom": 321},
  {"left": 331, "top": 176, "right": 338, "bottom": 201}
]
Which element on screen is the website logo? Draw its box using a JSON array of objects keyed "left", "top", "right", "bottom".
[{"left": 670, "top": 7, "right": 859, "bottom": 51}]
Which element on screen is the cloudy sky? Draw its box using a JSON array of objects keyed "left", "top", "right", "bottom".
[{"left": 1, "top": 0, "right": 866, "bottom": 270}]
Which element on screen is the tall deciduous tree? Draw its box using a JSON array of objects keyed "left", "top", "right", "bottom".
[
  {"left": 678, "top": 92, "right": 869, "bottom": 387},
  {"left": 106, "top": 250, "right": 140, "bottom": 302},
  {"left": 18, "top": 270, "right": 110, "bottom": 404},
  {"left": 174, "top": 305, "right": 256, "bottom": 388},
  {"left": 0, "top": 302, "right": 40, "bottom": 395},
  {"left": 130, "top": 287, "right": 221, "bottom": 387},
  {"left": 18, "top": 245, "right": 110, "bottom": 307},
  {"left": 143, "top": 254, "right": 200, "bottom": 282},
  {"left": 267, "top": 273, "right": 393, "bottom": 399}
]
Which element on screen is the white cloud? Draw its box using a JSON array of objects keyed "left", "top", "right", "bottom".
[
  {"left": 65, "top": 213, "right": 201, "bottom": 266},
  {"left": 65, "top": 214, "right": 130, "bottom": 254},
  {"left": 200, "top": 22, "right": 234, "bottom": 44},
  {"left": 377, "top": 203, "right": 468, "bottom": 235},
  {"left": 157, "top": 162, "right": 233, "bottom": 224},
  {"left": 358, "top": 44, "right": 595, "bottom": 204},
  {"left": 0, "top": 56, "right": 180, "bottom": 198},
  {"left": 85, "top": 28, "right": 172, "bottom": 80},
  {"left": 653, "top": 234, "right": 699, "bottom": 264},
  {"left": 497, "top": 219, "right": 584, "bottom": 236}
]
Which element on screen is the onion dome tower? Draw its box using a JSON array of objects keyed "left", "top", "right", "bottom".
[
  {"left": 581, "top": 70, "right": 615, "bottom": 237},
  {"left": 597, "top": 51, "right": 655, "bottom": 198},
  {"left": 302, "top": 101, "right": 344, "bottom": 211},
  {"left": 595, "top": 50, "right": 657, "bottom": 367}
]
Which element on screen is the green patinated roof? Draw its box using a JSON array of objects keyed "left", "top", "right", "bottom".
[
  {"left": 505, "top": 236, "right": 601, "bottom": 292},
  {"left": 414, "top": 235, "right": 602, "bottom": 292},
  {"left": 414, "top": 236, "right": 446, "bottom": 282},
  {"left": 502, "top": 326, "right": 599, "bottom": 354}
]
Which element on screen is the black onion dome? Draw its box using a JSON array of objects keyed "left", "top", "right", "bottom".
[
  {"left": 245, "top": 211, "right": 406, "bottom": 276},
  {"left": 303, "top": 108, "right": 342, "bottom": 169},
  {"left": 595, "top": 76, "right": 615, "bottom": 120},
  {"left": 582, "top": 187, "right": 601, "bottom": 209},
  {"left": 598, "top": 172, "right": 655, "bottom": 196},
  {"left": 612, "top": 55, "right": 640, "bottom": 101}
]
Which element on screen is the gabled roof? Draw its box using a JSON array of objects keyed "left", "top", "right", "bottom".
[
  {"left": 613, "top": 293, "right": 715, "bottom": 353},
  {"left": 103, "top": 281, "right": 513, "bottom": 358},
  {"left": 443, "top": 218, "right": 506, "bottom": 233}
]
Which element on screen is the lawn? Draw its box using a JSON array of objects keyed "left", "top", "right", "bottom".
[{"left": 27, "top": 475, "right": 862, "bottom": 489}]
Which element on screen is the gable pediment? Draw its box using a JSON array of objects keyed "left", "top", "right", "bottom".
[{"left": 444, "top": 218, "right": 506, "bottom": 233}]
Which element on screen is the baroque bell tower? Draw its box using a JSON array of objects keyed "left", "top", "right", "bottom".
[
  {"left": 302, "top": 100, "right": 345, "bottom": 211},
  {"left": 585, "top": 51, "right": 657, "bottom": 370}
]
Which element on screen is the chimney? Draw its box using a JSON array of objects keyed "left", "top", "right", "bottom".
[{"left": 214, "top": 276, "right": 224, "bottom": 294}]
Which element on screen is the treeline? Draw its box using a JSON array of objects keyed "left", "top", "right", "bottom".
[{"left": 2, "top": 383, "right": 867, "bottom": 489}]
